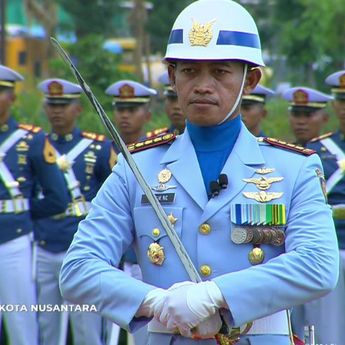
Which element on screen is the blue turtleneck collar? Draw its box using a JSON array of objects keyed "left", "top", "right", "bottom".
[
  {"left": 187, "top": 115, "right": 242, "bottom": 197},
  {"left": 187, "top": 116, "right": 241, "bottom": 152}
]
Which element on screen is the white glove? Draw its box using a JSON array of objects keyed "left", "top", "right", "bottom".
[
  {"left": 156, "top": 280, "right": 225, "bottom": 334},
  {"left": 135, "top": 288, "right": 166, "bottom": 318},
  {"left": 185, "top": 312, "right": 222, "bottom": 339}
]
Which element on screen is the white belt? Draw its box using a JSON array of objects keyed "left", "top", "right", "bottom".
[
  {"left": 148, "top": 310, "right": 289, "bottom": 336},
  {"left": 0, "top": 198, "right": 30, "bottom": 213}
]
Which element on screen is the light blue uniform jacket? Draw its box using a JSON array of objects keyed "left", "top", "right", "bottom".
[{"left": 60, "top": 125, "right": 338, "bottom": 345}]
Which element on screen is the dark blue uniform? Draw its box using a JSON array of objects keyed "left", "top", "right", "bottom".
[
  {"left": 34, "top": 127, "right": 115, "bottom": 252},
  {"left": 0, "top": 118, "right": 68, "bottom": 244},
  {"left": 0, "top": 117, "right": 68, "bottom": 345}
]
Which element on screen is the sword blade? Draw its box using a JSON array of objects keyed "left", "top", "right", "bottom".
[{"left": 50, "top": 37, "right": 201, "bottom": 283}]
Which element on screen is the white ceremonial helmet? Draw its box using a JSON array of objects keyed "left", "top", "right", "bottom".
[{"left": 164, "top": 0, "right": 264, "bottom": 66}]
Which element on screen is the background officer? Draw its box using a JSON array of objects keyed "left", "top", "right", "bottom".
[
  {"left": 282, "top": 86, "right": 331, "bottom": 146},
  {"left": 0, "top": 65, "right": 68, "bottom": 345},
  {"left": 34, "top": 78, "right": 116, "bottom": 345},
  {"left": 241, "top": 84, "right": 275, "bottom": 137},
  {"left": 106, "top": 80, "right": 157, "bottom": 145},
  {"left": 301, "top": 70, "right": 345, "bottom": 345},
  {"left": 157, "top": 70, "right": 185, "bottom": 135},
  {"left": 59, "top": 1, "right": 338, "bottom": 345}
]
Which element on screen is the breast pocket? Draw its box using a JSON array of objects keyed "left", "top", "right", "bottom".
[{"left": 133, "top": 206, "right": 184, "bottom": 264}]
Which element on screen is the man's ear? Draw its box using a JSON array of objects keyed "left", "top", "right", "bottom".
[
  {"left": 243, "top": 67, "right": 261, "bottom": 95},
  {"left": 168, "top": 64, "right": 176, "bottom": 92}
]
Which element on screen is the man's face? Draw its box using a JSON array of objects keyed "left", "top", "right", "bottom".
[
  {"left": 241, "top": 103, "right": 266, "bottom": 134},
  {"left": 0, "top": 89, "right": 15, "bottom": 119},
  {"left": 169, "top": 61, "right": 258, "bottom": 126},
  {"left": 289, "top": 109, "right": 328, "bottom": 144},
  {"left": 44, "top": 102, "right": 81, "bottom": 132},
  {"left": 164, "top": 96, "right": 185, "bottom": 130},
  {"left": 113, "top": 105, "right": 151, "bottom": 137}
]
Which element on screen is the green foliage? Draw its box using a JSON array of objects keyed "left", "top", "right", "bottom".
[
  {"left": 146, "top": 0, "right": 193, "bottom": 54},
  {"left": 57, "top": 0, "right": 121, "bottom": 38},
  {"left": 47, "top": 34, "right": 136, "bottom": 134}
]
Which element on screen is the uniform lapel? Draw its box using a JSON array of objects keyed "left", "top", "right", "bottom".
[
  {"left": 160, "top": 131, "right": 208, "bottom": 210},
  {"left": 201, "top": 126, "right": 266, "bottom": 223}
]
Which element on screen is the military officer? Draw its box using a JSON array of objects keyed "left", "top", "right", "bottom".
[
  {"left": 299, "top": 71, "right": 345, "bottom": 345},
  {"left": 60, "top": 1, "right": 339, "bottom": 345},
  {"left": 241, "top": 84, "right": 275, "bottom": 137},
  {"left": 106, "top": 80, "right": 157, "bottom": 145},
  {"left": 282, "top": 86, "right": 330, "bottom": 146},
  {"left": 157, "top": 70, "right": 185, "bottom": 135},
  {"left": 0, "top": 65, "right": 68, "bottom": 345},
  {"left": 34, "top": 78, "right": 116, "bottom": 345}
]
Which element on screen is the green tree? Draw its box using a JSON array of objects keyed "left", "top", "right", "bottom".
[
  {"left": 57, "top": 0, "right": 121, "bottom": 39},
  {"left": 48, "top": 34, "right": 135, "bottom": 133},
  {"left": 146, "top": 0, "right": 193, "bottom": 54}
]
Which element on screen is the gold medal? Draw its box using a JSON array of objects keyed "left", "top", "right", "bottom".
[
  {"left": 248, "top": 247, "right": 265, "bottom": 265},
  {"left": 147, "top": 242, "right": 165, "bottom": 265},
  {"left": 158, "top": 169, "right": 172, "bottom": 184}
]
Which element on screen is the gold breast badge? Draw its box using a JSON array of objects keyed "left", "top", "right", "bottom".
[
  {"left": 158, "top": 169, "right": 172, "bottom": 184},
  {"left": 167, "top": 212, "right": 178, "bottom": 225},
  {"left": 147, "top": 242, "right": 165, "bottom": 265},
  {"left": 248, "top": 246, "right": 265, "bottom": 265},
  {"left": 243, "top": 191, "right": 283, "bottom": 203},
  {"left": 243, "top": 176, "right": 283, "bottom": 191}
]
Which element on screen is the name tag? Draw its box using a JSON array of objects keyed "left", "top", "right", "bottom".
[{"left": 141, "top": 193, "right": 176, "bottom": 204}]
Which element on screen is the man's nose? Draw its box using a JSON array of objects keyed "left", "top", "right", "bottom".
[{"left": 194, "top": 72, "right": 214, "bottom": 93}]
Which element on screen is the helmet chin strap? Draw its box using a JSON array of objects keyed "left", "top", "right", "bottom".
[{"left": 218, "top": 64, "right": 248, "bottom": 125}]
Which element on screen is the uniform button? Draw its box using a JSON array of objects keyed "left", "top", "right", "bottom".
[
  {"left": 199, "top": 223, "right": 211, "bottom": 235},
  {"left": 39, "top": 240, "right": 46, "bottom": 246},
  {"left": 152, "top": 228, "right": 160, "bottom": 237},
  {"left": 16, "top": 228, "right": 22, "bottom": 234},
  {"left": 200, "top": 265, "right": 212, "bottom": 276}
]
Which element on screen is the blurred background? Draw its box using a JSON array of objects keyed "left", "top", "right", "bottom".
[{"left": 0, "top": 0, "right": 344, "bottom": 140}]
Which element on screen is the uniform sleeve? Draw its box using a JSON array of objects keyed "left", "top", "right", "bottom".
[
  {"left": 213, "top": 153, "right": 339, "bottom": 326},
  {"left": 29, "top": 132, "right": 69, "bottom": 218},
  {"left": 95, "top": 140, "right": 118, "bottom": 183},
  {"left": 60, "top": 155, "right": 154, "bottom": 331}
]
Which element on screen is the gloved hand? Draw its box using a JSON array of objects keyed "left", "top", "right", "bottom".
[
  {"left": 185, "top": 312, "right": 222, "bottom": 339},
  {"left": 155, "top": 280, "right": 225, "bottom": 335},
  {"left": 135, "top": 288, "right": 166, "bottom": 318}
]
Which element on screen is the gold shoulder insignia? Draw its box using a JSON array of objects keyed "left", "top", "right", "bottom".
[
  {"left": 310, "top": 132, "right": 333, "bottom": 142},
  {"left": 43, "top": 137, "right": 57, "bottom": 164},
  {"left": 81, "top": 131, "right": 105, "bottom": 141},
  {"left": 19, "top": 124, "right": 42, "bottom": 133},
  {"left": 128, "top": 133, "right": 176, "bottom": 154},
  {"left": 263, "top": 137, "right": 315, "bottom": 156},
  {"left": 146, "top": 127, "right": 169, "bottom": 139}
]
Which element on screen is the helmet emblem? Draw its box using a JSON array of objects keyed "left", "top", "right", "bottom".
[{"left": 189, "top": 19, "right": 215, "bottom": 47}]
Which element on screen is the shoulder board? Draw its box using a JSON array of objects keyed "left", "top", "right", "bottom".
[
  {"left": 18, "top": 124, "right": 41, "bottom": 133},
  {"left": 81, "top": 131, "right": 106, "bottom": 141},
  {"left": 310, "top": 132, "right": 333, "bottom": 142},
  {"left": 128, "top": 133, "right": 176, "bottom": 153},
  {"left": 261, "top": 137, "right": 315, "bottom": 156},
  {"left": 146, "top": 127, "right": 169, "bottom": 138}
]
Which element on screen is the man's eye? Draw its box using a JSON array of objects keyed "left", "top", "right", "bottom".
[{"left": 181, "top": 68, "right": 194, "bottom": 74}]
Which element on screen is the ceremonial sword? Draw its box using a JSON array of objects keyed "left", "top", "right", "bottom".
[{"left": 50, "top": 37, "right": 202, "bottom": 284}]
